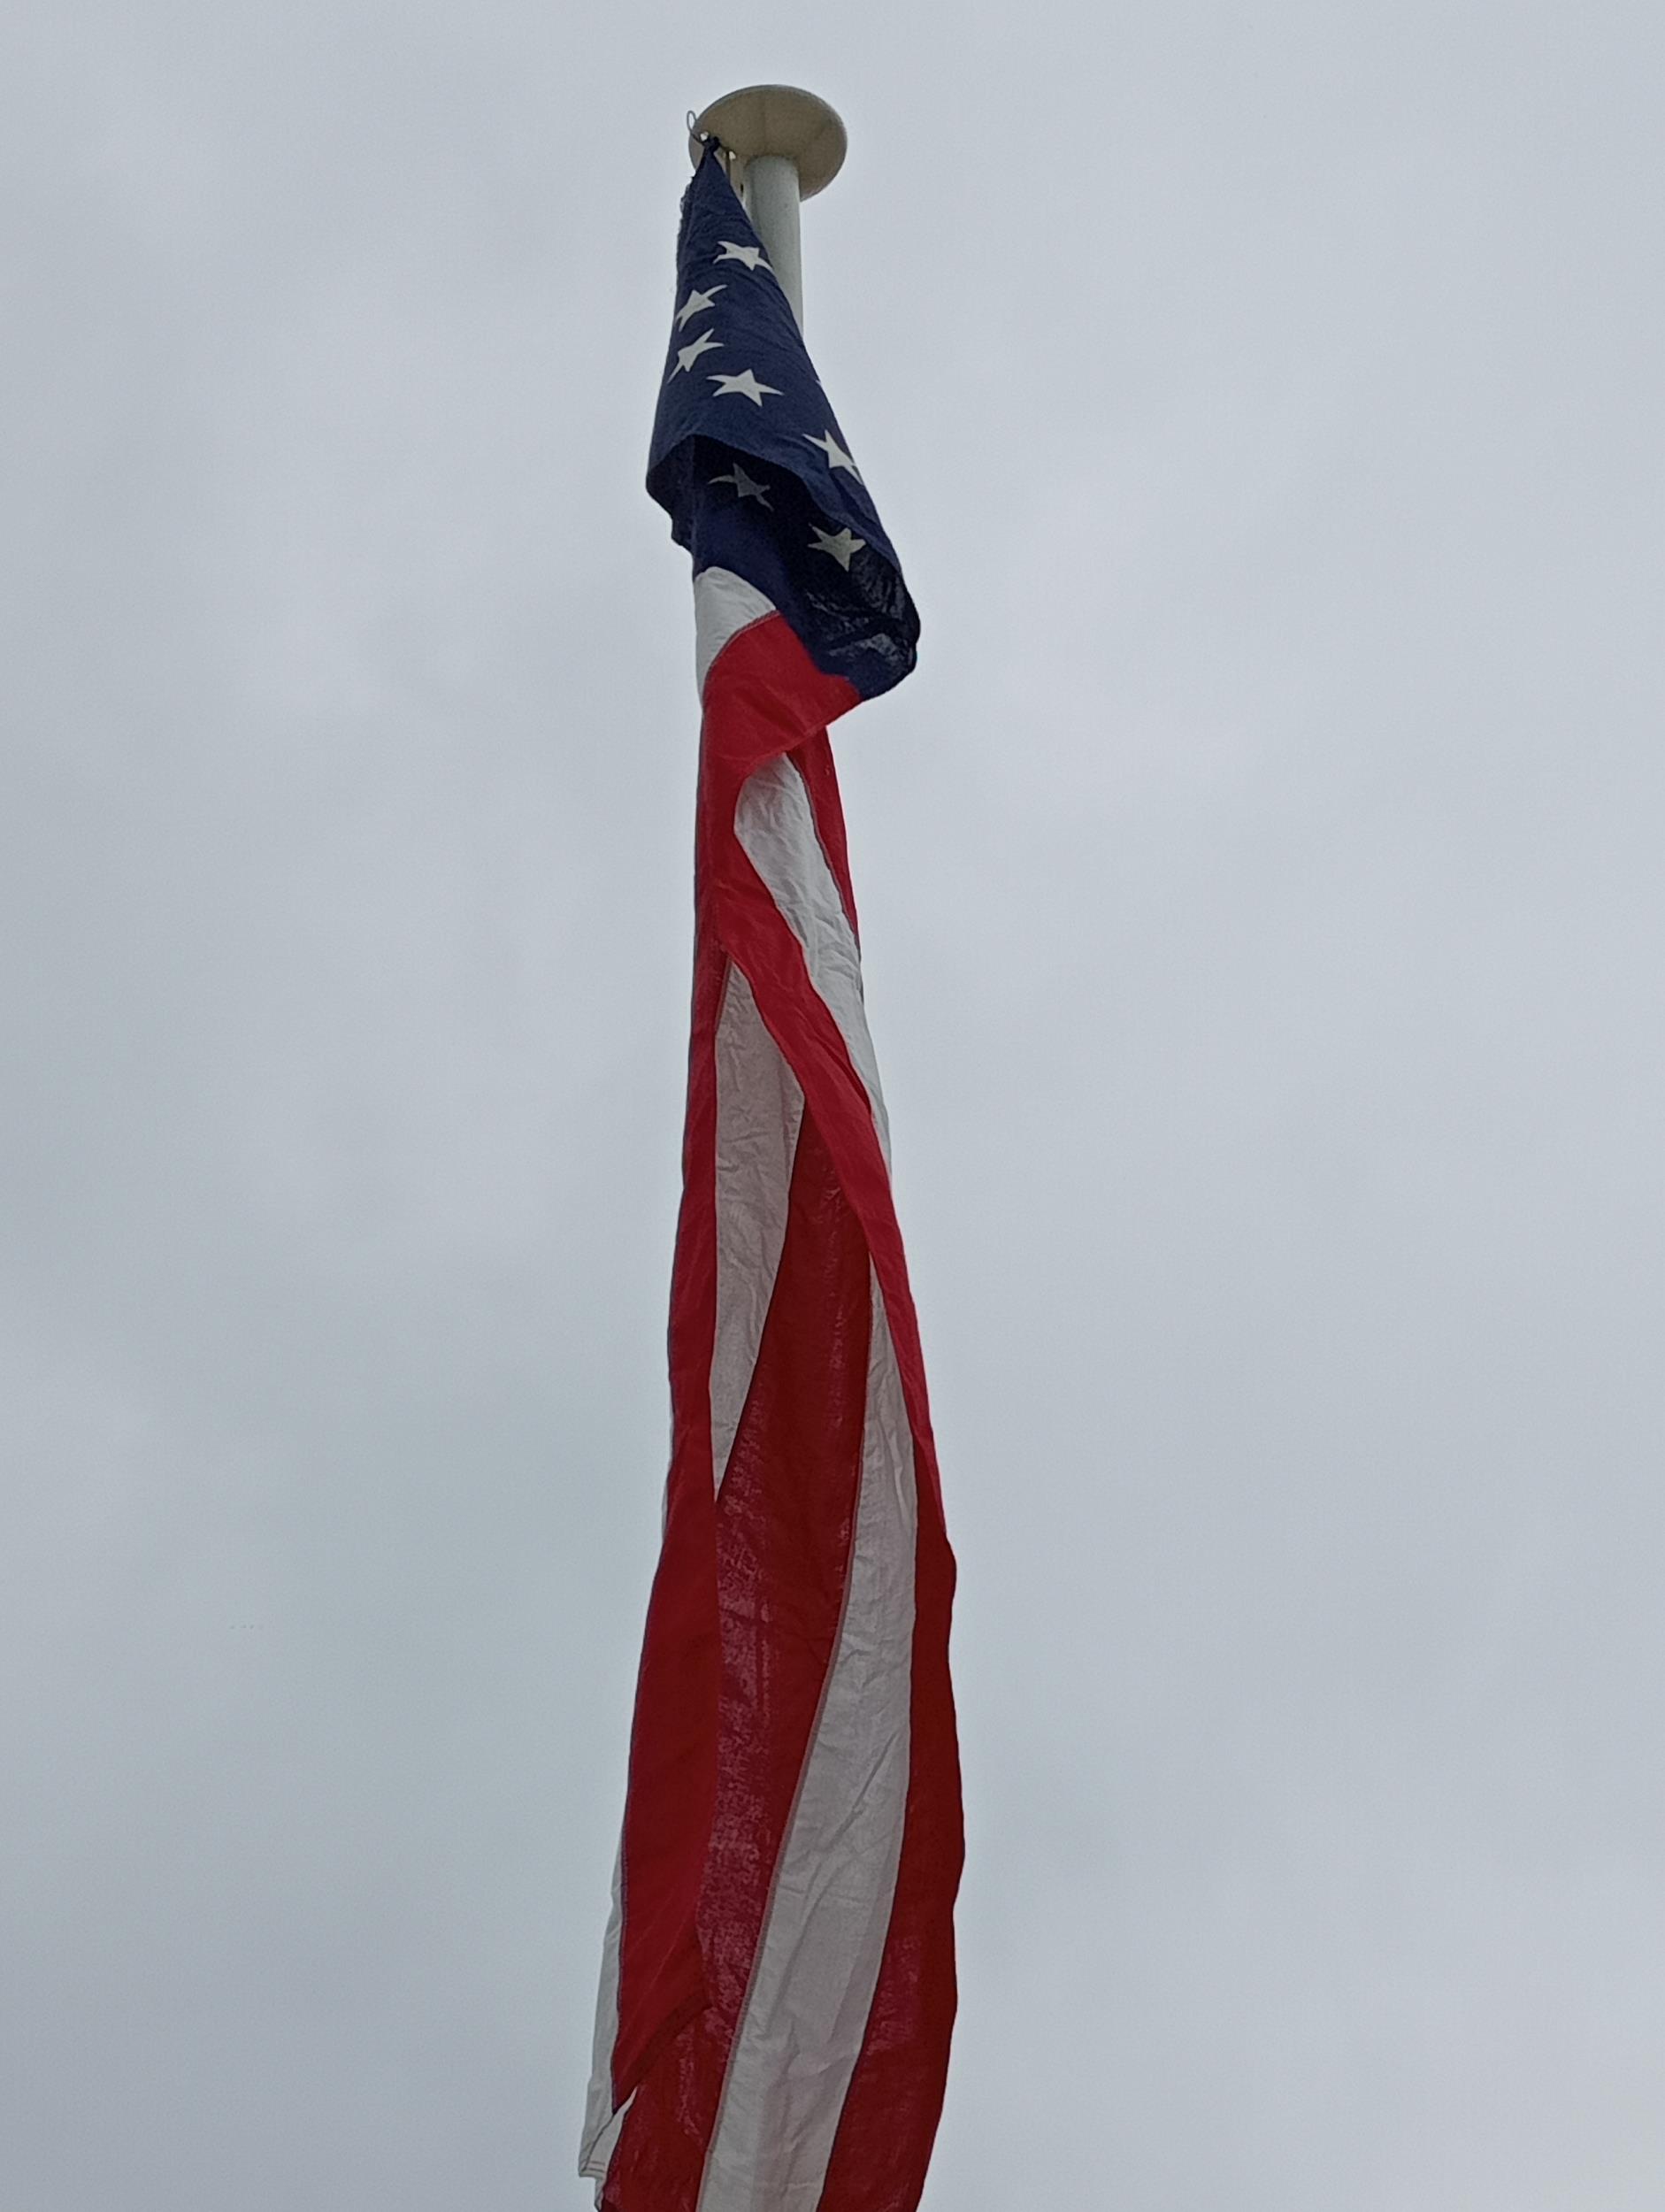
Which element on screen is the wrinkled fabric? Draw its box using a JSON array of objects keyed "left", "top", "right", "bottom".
[{"left": 584, "top": 150, "right": 959, "bottom": 2212}]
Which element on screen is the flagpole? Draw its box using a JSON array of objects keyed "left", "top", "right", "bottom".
[{"left": 687, "top": 84, "right": 848, "bottom": 334}]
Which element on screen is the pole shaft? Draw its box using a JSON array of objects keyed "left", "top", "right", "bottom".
[{"left": 742, "top": 153, "right": 805, "bottom": 332}]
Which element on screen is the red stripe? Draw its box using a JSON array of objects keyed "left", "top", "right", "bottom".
[
  {"left": 794, "top": 731, "right": 860, "bottom": 937},
  {"left": 606, "top": 1107, "right": 873, "bottom": 2212},
  {"left": 610, "top": 929, "right": 725, "bottom": 2100}
]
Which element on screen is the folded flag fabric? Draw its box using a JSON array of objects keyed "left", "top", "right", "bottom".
[{"left": 580, "top": 147, "right": 961, "bottom": 2212}]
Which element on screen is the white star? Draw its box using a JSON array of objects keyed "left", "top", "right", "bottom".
[
  {"left": 804, "top": 428, "right": 863, "bottom": 482},
  {"left": 668, "top": 327, "right": 723, "bottom": 379},
  {"left": 809, "top": 526, "right": 866, "bottom": 570},
  {"left": 715, "top": 240, "right": 773, "bottom": 274},
  {"left": 710, "top": 462, "right": 771, "bottom": 506},
  {"left": 675, "top": 284, "right": 725, "bottom": 329},
  {"left": 709, "top": 368, "right": 780, "bottom": 406}
]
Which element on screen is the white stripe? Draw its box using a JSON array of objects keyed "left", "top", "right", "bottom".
[
  {"left": 712, "top": 964, "right": 803, "bottom": 1490},
  {"left": 697, "top": 1275, "right": 918, "bottom": 2212},
  {"left": 579, "top": 1845, "right": 633, "bottom": 2194},
  {"left": 733, "top": 759, "right": 892, "bottom": 1167},
  {"left": 695, "top": 566, "right": 776, "bottom": 697}
]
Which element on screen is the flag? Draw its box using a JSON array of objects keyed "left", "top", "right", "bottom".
[{"left": 580, "top": 147, "right": 961, "bottom": 2212}]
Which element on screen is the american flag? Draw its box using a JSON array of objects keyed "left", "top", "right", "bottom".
[{"left": 580, "top": 147, "right": 961, "bottom": 2212}]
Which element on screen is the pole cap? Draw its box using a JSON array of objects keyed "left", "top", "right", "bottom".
[{"left": 687, "top": 85, "right": 848, "bottom": 197}]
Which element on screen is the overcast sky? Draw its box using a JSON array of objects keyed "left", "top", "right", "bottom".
[{"left": 4, "top": 2, "right": 1662, "bottom": 2207}]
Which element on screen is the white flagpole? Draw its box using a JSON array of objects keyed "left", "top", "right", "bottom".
[{"left": 687, "top": 84, "right": 848, "bottom": 334}]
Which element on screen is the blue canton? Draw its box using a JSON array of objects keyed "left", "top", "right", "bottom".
[{"left": 648, "top": 148, "right": 919, "bottom": 700}]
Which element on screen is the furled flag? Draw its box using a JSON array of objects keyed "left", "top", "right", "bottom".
[{"left": 579, "top": 146, "right": 961, "bottom": 2212}]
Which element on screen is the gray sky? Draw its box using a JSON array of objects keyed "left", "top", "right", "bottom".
[{"left": 4, "top": 2, "right": 1662, "bottom": 2206}]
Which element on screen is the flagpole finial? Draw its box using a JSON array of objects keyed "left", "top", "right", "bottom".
[
  {"left": 687, "top": 85, "right": 847, "bottom": 198},
  {"left": 687, "top": 86, "right": 846, "bottom": 334}
]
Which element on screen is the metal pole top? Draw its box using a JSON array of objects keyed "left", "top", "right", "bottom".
[{"left": 687, "top": 85, "right": 848, "bottom": 197}]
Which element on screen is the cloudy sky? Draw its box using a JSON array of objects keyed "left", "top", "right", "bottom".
[{"left": 4, "top": 2, "right": 1661, "bottom": 2206}]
